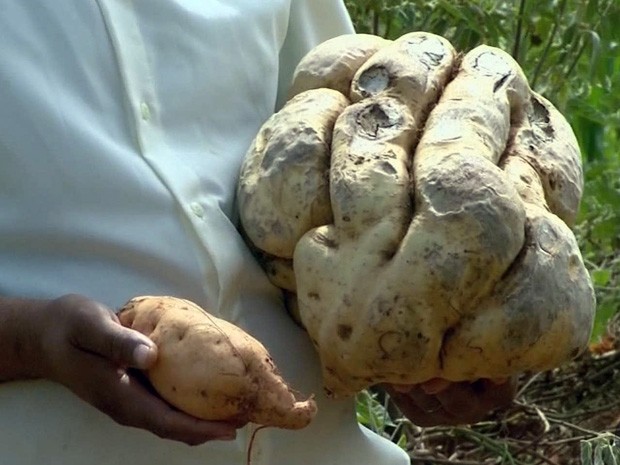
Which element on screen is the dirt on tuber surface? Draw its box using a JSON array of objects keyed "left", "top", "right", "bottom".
[{"left": 118, "top": 296, "right": 317, "bottom": 430}]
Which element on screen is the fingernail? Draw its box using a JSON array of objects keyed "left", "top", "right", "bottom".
[{"left": 133, "top": 344, "right": 153, "bottom": 369}]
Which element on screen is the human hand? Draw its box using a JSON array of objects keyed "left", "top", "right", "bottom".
[
  {"left": 36, "top": 294, "right": 241, "bottom": 445},
  {"left": 383, "top": 377, "right": 517, "bottom": 427}
]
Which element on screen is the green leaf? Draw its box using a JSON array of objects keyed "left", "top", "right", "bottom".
[
  {"left": 396, "top": 433, "right": 408, "bottom": 449},
  {"left": 594, "top": 443, "right": 605, "bottom": 465},
  {"left": 592, "top": 269, "right": 612, "bottom": 287},
  {"left": 602, "top": 445, "right": 619, "bottom": 465},
  {"left": 583, "top": 29, "right": 602, "bottom": 75},
  {"left": 591, "top": 299, "right": 620, "bottom": 343},
  {"left": 355, "top": 389, "right": 394, "bottom": 433},
  {"left": 583, "top": 440, "right": 594, "bottom": 465}
]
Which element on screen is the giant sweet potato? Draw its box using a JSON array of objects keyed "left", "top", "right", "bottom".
[{"left": 237, "top": 32, "right": 596, "bottom": 397}]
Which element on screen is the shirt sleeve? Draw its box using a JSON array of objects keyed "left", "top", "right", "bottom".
[{"left": 276, "top": 0, "right": 355, "bottom": 109}]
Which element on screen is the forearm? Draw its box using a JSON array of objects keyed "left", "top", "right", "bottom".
[{"left": 0, "top": 297, "right": 48, "bottom": 382}]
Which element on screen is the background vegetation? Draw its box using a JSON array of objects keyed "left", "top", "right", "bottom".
[{"left": 344, "top": 0, "right": 620, "bottom": 462}]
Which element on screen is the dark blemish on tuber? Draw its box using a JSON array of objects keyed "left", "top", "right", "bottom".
[
  {"left": 421, "top": 50, "right": 446, "bottom": 69},
  {"left": 464, "top": 339, "right": 483, "bottom": 355},
  {"left": 530, "top": 97, "right": 554, "bottom": 138},
  {"left": 307, "top": 291, "right": 320, "bottom": 300},
  {"left": 374, "top": 298, "right": 393, "bottom": 317},
  {"left": 548, "top": 173, "right": 558, "bottom": 191},
  {"left": 378, "top": 331, "right": 403, "bottom": 359},
  {"left": 423, "top": 243, "right": 443, "bottom": 263},
  {"left": 439, "top": 326, "right": 457, "bottom": 369},
  {"left": 493, "top": 73, "right": 510, "bottom": 92},
  {"left": 264, "top": 357, "right": 275, "bottom": 370},
  {"left": 315, "top": 232, "right": 338, "bottom": 248},
  {"left": 356, "top": 103, "right": 397, "bottom": 139},
  {"left": 531, "top": 97, "right": 550, "bottom": 124},
  {"left": 379, "top": 161, "right": 397, "bottom": 175},
  {"left": 337, "top": 324, "right": 353, "bottom": 341},
  {"left": 380, "top": 248, "right": 398, "bottom": 262},
  {"left": 200, "top": 389, "right": 208, "bottom": 398},
  {"left": 271, "top": 220, "right": 285, "bottom": 237},
  {"left": 568, "top": 254, "right": 581, "bottom": 278}
]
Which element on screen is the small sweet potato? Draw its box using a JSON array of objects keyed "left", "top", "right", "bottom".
[{"left": 118, "top": 296, "right": 316, "bottom": 430}]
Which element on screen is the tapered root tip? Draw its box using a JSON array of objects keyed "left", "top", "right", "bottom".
[
  {"left": 253, "top": 395, "right": 317, "bottom": 430},
  {"left": 284, "top": 397, "right": 318, "bottom": 430}
]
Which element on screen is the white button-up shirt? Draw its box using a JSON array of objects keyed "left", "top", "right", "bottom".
[{"left": 0, "top": 1, "right": 408, "bottom": 464}]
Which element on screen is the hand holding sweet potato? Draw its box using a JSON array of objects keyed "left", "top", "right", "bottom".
[{"left": 118, "top": 296, "right": 317, "bottom": 430}]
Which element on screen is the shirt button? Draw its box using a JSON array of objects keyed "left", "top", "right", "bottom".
[
  {"left": 140, "top": 102, "right": 151, "bottom": 121},
  {"left": 190, "top": 202, "right": 205, "bottom": 218}
]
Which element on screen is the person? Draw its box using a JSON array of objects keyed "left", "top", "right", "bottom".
[{"left": 0, "top": 0, "right": 515, "bottom": 464}]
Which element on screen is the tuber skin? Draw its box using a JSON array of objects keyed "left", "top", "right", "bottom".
[
  {"left": 238, "top": 33, "right": 596, "bottom": 398},
  {"left": 238, "top": 88, "right": 348, "bottom": 259},
  {"left": 118, "top": 296, "right": 317, "bottom": 430},
  {"left": 288, "top": 33, "right": 390, "bottom": 99}
]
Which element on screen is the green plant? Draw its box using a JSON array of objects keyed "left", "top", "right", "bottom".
[
  {"left": 581, "top": 434, "right": 620, "bottom": 465},
  {"left": 576, "top": 154, "right": 620, "bottom": 340},
  {"left": 356, "top": 389, "right": 408, "bottom": 449}
]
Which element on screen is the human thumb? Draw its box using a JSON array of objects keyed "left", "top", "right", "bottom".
[
  {"left": 126, "top": 334, "right": 158, "bottom": 369},
  {"left": 78, "top": 314, "right": 158, "bottom": 370}
]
